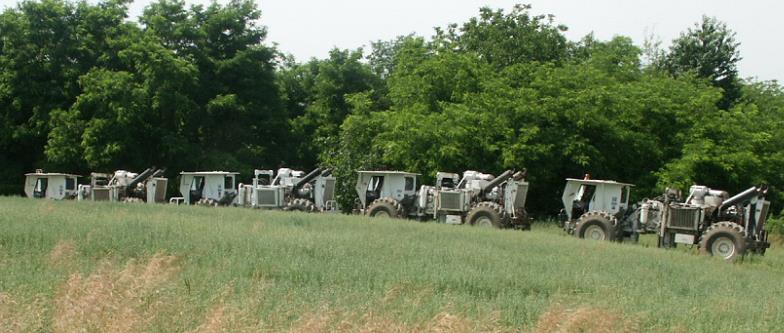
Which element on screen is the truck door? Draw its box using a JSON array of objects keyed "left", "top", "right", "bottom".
[
  {"left": 365, "top": 176, "right": 384, "bottom": 205},
  {"left": 190, "top": 176, "right": 205, "bottom": 202},
  {"left": 572, "top": 184, "right": 596, "bottom": 218},
  {"left": 33, "top": 178, "right": 48, "bottom": 198}
]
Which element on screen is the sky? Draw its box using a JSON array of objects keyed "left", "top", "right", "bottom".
[{"left": 1, "top": 0, "right": 781, "bottom": 82}]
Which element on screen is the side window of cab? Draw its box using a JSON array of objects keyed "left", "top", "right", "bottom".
[{"left": 404, "top": 177, "right": 414, "bottom": 191}]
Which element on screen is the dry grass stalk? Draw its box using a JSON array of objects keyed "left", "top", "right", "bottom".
[
  {"left": 0, "top": 293, "right": 47, "bottom": 333},
  {"left": 534, "top": 303, "right": 639, "bottom": 333},
  {"left": 49, "top": 240, "right": 78, "bottom": 266},
  {"left": 53, "top": 253, "right": 179, "bottom": 333}
]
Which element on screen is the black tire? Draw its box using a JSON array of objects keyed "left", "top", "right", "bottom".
[
  {"left": 574, "top": 211, "right": 618, "bottom": 241},
  {"left": 699, "top": 221, "right": 747, "bottom": 261},
  {"left": 366, "top": 197, "right": 403, "bottom": 218},
  {"left": 466, "top": 202, "right": 504, "bottom": 228},
  {"left": 284, "top": 198, "right": 316, "bottom": 212}
]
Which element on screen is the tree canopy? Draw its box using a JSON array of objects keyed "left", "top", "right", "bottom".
[{"left": 663, "top": 16, "right": 743, "bottom": 109}]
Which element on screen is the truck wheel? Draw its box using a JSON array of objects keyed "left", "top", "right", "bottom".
[
  {"left": 575, "top": 211, "right": 617, "bottom": 241},
  {"left": 699, "top": 222, "right": 747, "bottom": 261},
  {"left": 367, "top": 198, "right": 402, "bottom": 218},
  {"left": 285, "top": 198, "right": 316, "bottom": 212},
  {"left": 466, "top": 202, "right": 504, "bottom": 228}
]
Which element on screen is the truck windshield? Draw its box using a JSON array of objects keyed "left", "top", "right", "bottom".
[{"left": 190, "top": 176, "right": 205, "bottom": 191}]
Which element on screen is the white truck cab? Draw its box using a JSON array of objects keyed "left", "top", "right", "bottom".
[
  {"left": 175, "top": 171, "right": 238, "bottom": 205},
  {"left": 24, "top": 170, "right": 79, "bottom": 200}
]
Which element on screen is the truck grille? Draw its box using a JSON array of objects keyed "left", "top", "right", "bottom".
[
  {"left": 154, "top": 179, "right": 167, "bottom": 203},
  {"left": 667, "top": 205, "right": 700, "bottom": 230},
  {"left": 514, "top": 183, "right": 529, "bottom": 208},
  {"left": 323, "top": 179, "right": 336, "bottom": 201},
  {"left": 439, "top": 191, "right": 463, "bottom": 211},
  {"left": 256, "top": 189, "right": 278, "bottom": 206},
  {"left": 92, "top": 188, "right": 110, "bottom": 201},
  {"left": 758, "top": 201, "right": 770, "bottom": 229}
]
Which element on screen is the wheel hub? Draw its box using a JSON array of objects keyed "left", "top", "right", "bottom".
[
  {"left": 584, "top": 225, "right": 606, "bottom": 240},
  {"left": 373, "top": 210, "right": 390, "bottom": 218},
  {"left": 476, "top": 216, "right": 493, "bottom": 227},
  {"left": 711, "top": 237, "right": 736, "bottom": 259}
]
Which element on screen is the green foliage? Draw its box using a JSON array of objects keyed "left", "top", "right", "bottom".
[
  {"left": 281, "top": 48, "right": 384, "bottom": 168},
  {"left": 324, "top": 8, "right": 784, "bottom": 221},
  {"left": 571, "top": 35, "right": 642, "bottom": 81},
  {"left": 0, "top": 0, "right": 133, "bottom": 192},
  {"left": 65, "top": 69, "right": 152, "bottom": 169},
  {"left": 658, "top": 80, "right": 784, "bottom": 209},
  {"left": 320, "top": 92, "right": 387, "bottom": 211},
  {"left": 0, "top": 0, "right": 287, "bottom": 184},
  {"left": 768, "top": 215, "right": 784, "bottom": 235},
  {"left": 140, "top": 0, "right": 287, "bottom": 172},
  {"left": 434, "top": 4, "right": 569, "bottom": 67},
  {"left": 334, "top": 36, "right": 723, "bottom": 212},
  {"left": 664, "top": 16, "right": 742, "bottom": 109},
  {"left": 367, "top": 34, "right": 422, "bottom": 79}
]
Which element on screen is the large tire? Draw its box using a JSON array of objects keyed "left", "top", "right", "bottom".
[
  {"left": 699, "top": 221, "right": 747, "bottom": 261},
  {"left": 574, "top": 211, "right": 618, "bottom": 241},
  {"left": 466, "top": 202, "right": 504, "bottom": 228},
  {"left": 366, "top": 197, "right": 403, "bottom": 218},
  {"left": 285, "top": 198, "right": 316, "bottom": 212}
]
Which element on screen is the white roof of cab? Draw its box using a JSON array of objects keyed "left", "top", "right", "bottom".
[
  {"left": 25, "top": 172, "right": 80, "bottom": 177},
  {"left": 565, "top": 178, "right": 634, "bottom": 187},
  {"left": 357, "top": 170, "right": 420, "bottom": 176},
  {"left": 180, "top": 171, "right": 239, "bottom": 175}
]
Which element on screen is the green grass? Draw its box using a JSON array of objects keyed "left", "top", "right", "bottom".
[{"left": 1, "top": 196, "right": 784, "bottom": 332}]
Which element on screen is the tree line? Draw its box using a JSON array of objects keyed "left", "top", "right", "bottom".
[{"left": 2, "top": 1, "right": 784, "bottom": 222}]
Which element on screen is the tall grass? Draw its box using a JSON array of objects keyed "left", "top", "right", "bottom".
[{"left": 1, "top": 196, "right": 783, "bottom": 332}]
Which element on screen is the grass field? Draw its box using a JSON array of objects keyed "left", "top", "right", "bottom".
[{"left": 1, "top": 197, "right": 784, "bottom": 332}]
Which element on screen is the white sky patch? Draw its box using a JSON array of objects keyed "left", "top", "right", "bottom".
[{"left": 0, "top": 0, "right": 780, "bottom": 82}]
